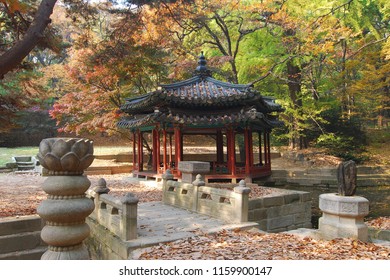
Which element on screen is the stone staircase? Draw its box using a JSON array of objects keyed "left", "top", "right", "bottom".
[
  {"left": 263, "top": 166, "right": 390, "bottom": 188},
  {"left": 0, "top": 216, "right": 46, "bottom": 260}
]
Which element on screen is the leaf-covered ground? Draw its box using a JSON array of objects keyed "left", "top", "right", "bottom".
[
  {"left": 366, "top": 216, "right": 390, "bottom": 230},
  {"left": 0, "top": 173, "right": 161, "bottom": 217},
  {"left": 139, "top": 229, "right": 390, "bottom": 260},
  {"left": 1, "top": 173, "right": 389, "bottom": 260}
]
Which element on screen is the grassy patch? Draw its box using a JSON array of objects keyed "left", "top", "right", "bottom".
[
  {"left": 0, "top": 147, "right": 39, "bottom": 167},
  {"left": 93, "top": 146, "right": 131, "bottom": 155},
  {"left": 0, "top": 146, "right": 132, "bottom": 167}
]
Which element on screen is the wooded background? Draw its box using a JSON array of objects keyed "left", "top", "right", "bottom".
[{"left": 1, "top": 0, "right": 389, "bottom": 162}]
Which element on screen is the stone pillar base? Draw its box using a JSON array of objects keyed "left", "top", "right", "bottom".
[
  {"left": 319, "top": 193, "right": 369, "bottom": 242},
  {"left": 41, "top": 244, "right": 90, "bottom": 260}
]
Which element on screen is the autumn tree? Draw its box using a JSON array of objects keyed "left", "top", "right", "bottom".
[
  {"left": 50, "top": 4, "right": 172, "bottom": 135},
  {"left": 329, "top": 0, "right": 389, "bottom": 123},
  {"left": 0, "top": 0, "right": 58, "bottom": 78}
]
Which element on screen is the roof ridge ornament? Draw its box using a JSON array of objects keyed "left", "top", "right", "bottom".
[{"left": 194, "top": 51, "right": 212, "bottom": 78}]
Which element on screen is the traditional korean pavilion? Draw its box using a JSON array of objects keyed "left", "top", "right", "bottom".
[{"left": 118, "top": 53, "right": 283, "bottom": 182}]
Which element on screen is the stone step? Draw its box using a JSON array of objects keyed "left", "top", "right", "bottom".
[
  {"left": 0, "top": 231, "right": 44, "bottom": 254},
  {"left": 0, "top": 246, "right": 47, "bottom": 260},
  {"left": 269, "top": 176, "right": 390, "bottom": 188},
  {"left": 0, "top": 215, "right": 43, "bottom": 237},
  {"left": 281, "top": 177, "right": 337, "bottom": 186},
  {"left": 357, "top": 166, "right": 390, "bottom": 175},
  {"left": 273, "top": 166, "right": 390, "bottom": 176}
]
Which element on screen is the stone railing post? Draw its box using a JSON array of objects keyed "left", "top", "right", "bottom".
[
  {"left": 192, "top": 174, "right": 205, "bottom": 212},
  {"left": 233, "top": 180, "right": 251, "bottom": 223},
  {"left": 162, "top": 169, "right": 174, "bottom": 203},
  {"left": 93, "top": 178, "right": 110, "bottom": 223},
  {"left": 120, "top": 193, "right": 139, "bottom": 240},
  {"left": 37, "top": 138, "right": 95, "bottom": 260}
]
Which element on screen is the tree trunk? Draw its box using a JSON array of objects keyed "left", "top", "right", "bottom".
[
  {"left": 286, "top": 60, "right": 307, "bottom": 149},
  {"left": 0, "top": 0, "right": 58, "bottom": 79},
  {"left": 229, "top": 60, "right": 239, "bottom": 84}
]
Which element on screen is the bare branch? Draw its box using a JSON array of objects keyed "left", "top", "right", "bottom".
[
  {"left": 347, "top": 36, "right": 389, "bottom": 59},
  {"left": 249, "top": 56, "right": 294, "bottom": 86}
]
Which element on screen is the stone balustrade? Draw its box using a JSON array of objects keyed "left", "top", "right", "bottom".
[
  {"left": 86, "top": 179, "right": 138, "bottom": 241},
  {"left": 162, "top": 161, "right": 312, "bottom": 231},
  {"left": 162, "top": 169, "right": 251, "bottom": 223}
]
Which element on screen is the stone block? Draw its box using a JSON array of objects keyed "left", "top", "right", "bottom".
[
  {"left": 319, "top": 193, "right": 369, "bottom": 217},
  {"left": 319, "top": 216, "right": 368, "bottom": 242},
  {"left": 0, "top": 215, "right": 43, "bottom": 236},
  {"left": 248, "top": 199, "right": 263, "bottom": 210},
  {"left": 257, "top": 220, "right": 268, "bottom": 231},
  {"left": 299, "top": 192, "right": 312, "bottom": 202},
  {"left": 266, "top": 207, "right": 282, "bottom": 218},
  {"left": 248, "top": 211, "right": 255, "bottom": 221},
  {"left": 253, "top": 209, "right": 267, "bottom": 221},
  {"left": 267, "top": 215, "right": 294, "bottom": 230},
  {"left": 178, "top": 161, "right": 210, "bottom": 173},
  {"left": 263, "top": 196, "right": 284, "bottom": 208},
  {"left": 283, "top": 193, "right": 300, "bottom": 204},
  {"left": 0, "top": 231, "right": 43, "bottom": 254},
  {"left": 368, "top": 228, "right": 390, "bottom": 241},
  {"left": 319, "top": 193, "right": 369, "bottom": 241},
  {"left": 293, "top": 212, "right": 310, "bottom": 224}
]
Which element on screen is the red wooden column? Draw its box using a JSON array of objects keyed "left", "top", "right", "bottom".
[
  {"left": 263, "top": 131, "right": 269, "bottom": 165},
  {"left": 216, "top": 130, "right": 224, "bottom": 163},
  {"left": 137, "top": 130, "right": 143, "bottom": 171},
  {"left": 169, "top": 133, "right": 173, "bottom": 166},
  {"left": 174, "top": 126, "right": 182, "bottom": 176},
  {"left": 249, "top": 129, "right": 254, "bottom": 167},
  {"left": 258, "top": 132, "right": 263, "bottom": 165},
  {"left": 244, "top": 128, "right": 251, "bottom": 177},
  {"left": 162, "top": 129, "right": 167, "bottom": 171},
  {"left": 152, "top": 128, "right": 160, "bottom": 172},
  {"left": 132, "top": 131, "right": 137, "bottom": 171},
  {"left": 227, "top": 128, "right": 236, "bottom": 176},
  {"left": 267, "top": 132, "right": 271, "bottom": 166}
]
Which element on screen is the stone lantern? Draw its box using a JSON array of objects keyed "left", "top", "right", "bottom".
[{"left": 37, "top": 138, "right": 95, "bottom": 259}]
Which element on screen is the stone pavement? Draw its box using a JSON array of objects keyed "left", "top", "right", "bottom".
[{"left": 126, "top": 202, "right": 258, "bottom": 258}]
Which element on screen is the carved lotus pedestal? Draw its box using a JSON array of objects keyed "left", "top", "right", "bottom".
[
  {"left": 319, "top": 193, "right": 369, "bottom": 242},
  {"left": 37, "top": 138, "right": 95, "bottom": 260}
]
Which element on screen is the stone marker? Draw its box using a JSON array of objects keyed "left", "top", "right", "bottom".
[
  {"left": 178, "top": 161, "right": 210, "bottom": 183},
  {"left": 337, "top": 160, "right": 357, "bottom": 196},
  {"left": 37, "top": 138, "right": 95, "bottom": 260},
  {"left": 318, "top": 193, "right": 369, "bottom": 241}
]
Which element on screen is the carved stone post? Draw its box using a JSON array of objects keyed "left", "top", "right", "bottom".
[
  {"left": 37, "top": 138, "right": 95, "bottom": 260},
  {"left": 233, "top": 180, "right": 251, "bottom": 223},
  {"left": 192, "top": 174, "right": 205, "bottom": 212},
  {"left": 162, "top": 169, "right": 174, "bottom": 204}
]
